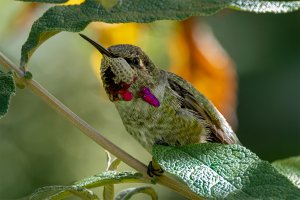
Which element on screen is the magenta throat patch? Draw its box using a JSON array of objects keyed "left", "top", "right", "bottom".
[{"left": 139, "top": 87, "right": 160, "bottom": 107}]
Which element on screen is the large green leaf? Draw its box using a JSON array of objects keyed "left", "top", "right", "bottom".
[
  {"left": 0, "top": 70, "right": 16, "bottom": 118},
  {"left": 19, "top": 0, "right": 300, "bottom": 67},
  {"left": 273, "top": 156, "right": 300, "bottom": 188},
  {"left": 152, "top": 144, "right": 300, "bottom": 199},
  {"left": 29, "top": 171, "right": 148, "bottom": 199}
]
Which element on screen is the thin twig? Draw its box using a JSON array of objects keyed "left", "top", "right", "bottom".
[
  {"left": 0, "top": 53, "right": 24, "bottom": 76},
  {"left": 0, "top": 51, "right": 202, "bottom": 200}
]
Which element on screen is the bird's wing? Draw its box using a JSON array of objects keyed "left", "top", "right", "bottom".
[{"left": 166, "top": 71, "right": 240, "bottom": 145}]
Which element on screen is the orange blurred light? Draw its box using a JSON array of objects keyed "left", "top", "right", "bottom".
[{"left": 169, "top": 19, "right": 237, "bottom": 128}]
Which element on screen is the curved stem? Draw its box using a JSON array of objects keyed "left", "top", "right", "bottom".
[{"left": 0, "top": 52, "right": 202, "bottom": 200}]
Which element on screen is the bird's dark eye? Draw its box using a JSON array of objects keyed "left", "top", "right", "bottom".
[
  {"left": 132, "top": 57, "right": 140, "bottom": 66},
  {"left": 125, "top": 57, "right": 140, "bottom": 67}
]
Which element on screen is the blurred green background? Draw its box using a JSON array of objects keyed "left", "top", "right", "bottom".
[{"left": 0, "top": 0, "right": 299, "bottom": 199}]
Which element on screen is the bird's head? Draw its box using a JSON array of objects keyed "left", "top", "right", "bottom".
[{"left": 79, "top": 34, "right": 160, "bottom": 105}]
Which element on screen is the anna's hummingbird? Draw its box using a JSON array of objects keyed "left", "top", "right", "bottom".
[{"left": 79, "top": 34, "right": 240, "bottom": 154}]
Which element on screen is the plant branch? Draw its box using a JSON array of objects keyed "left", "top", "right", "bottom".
[{"left": 0, "top": 51, "right": 202, "bottom": 200}]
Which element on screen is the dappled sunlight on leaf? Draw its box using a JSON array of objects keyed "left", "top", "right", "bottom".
[
  {"left": 169, "top": 19, "right": 237, "bottom": 127},
  {"left": 63, "top": 0, "right": 85, "bottom": 5}
]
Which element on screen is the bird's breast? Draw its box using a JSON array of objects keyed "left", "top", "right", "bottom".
[{"left": 114, "top": 87, "right": 205, "bottom": 152}]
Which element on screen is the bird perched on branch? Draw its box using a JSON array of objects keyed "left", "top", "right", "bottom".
[{"left": 79, "top": 34, "right": 240, "bottom": 176}]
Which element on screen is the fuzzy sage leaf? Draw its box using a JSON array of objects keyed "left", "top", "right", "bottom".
[
  {"left": 0, "top": 70, "right": 16, "bottom": 118},
  {"left": 273, "top": 156, "right": 300, "bottom": 188},
  {"left": 29, "top": 171, "right": 149, "bottom": 199},
  {"left": 30, "top": 186, "right": 99, "bottom": 200},
  {"left": 19, "top": 0, "right": 300, "bottom": 67},
  {"left": 152, "top": 143, "right": 300, "bottom": 199}
]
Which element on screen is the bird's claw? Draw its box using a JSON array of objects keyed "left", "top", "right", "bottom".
[{"left": 147, "top": 161, "right": 164, "bottom": 177}]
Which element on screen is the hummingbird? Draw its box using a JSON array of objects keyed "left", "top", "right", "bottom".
[{"left": 79, "top": 34, "right": 240, "bottom": 175}]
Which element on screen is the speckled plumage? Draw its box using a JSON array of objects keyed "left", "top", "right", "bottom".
[
  {"left": 115, "top": 70, "right": 209, "bottom": 152},
  {"left": 79, "top": 34, "right": 240, "bottom": 153}
]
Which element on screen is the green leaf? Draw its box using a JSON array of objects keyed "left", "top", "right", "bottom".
[
  {"left": 115, "top": 186, "right": 158, "bottom": 200},
  {"left": 103, "top": 151, "right": 122, "bottom": 200},
  {"left": 273, "top": 156, "right": 300, "bottom": 188},
  {"left": 0, "top": 70, "right": 16, "bottom": 118},
  {"left": 230, "top": 1, "right": 300, "bottom": 13},
  {"left": 103, "top": 184, "right": 114, "bottom": 200},
  {"left": 75, "top": 171, "right": 145, "bottom": 189},
  {"left": 20, "top": 0, "right": 68, "bottom": 3},
  {"left": 30, "top": 186, "right": 99, "bottom": 200},
  {"left": 29, "top": 171, "right": 148, "bottom": 199},
  {"left": 152, "top": 144, "right": 300, "bottom": 199},
  {"left": 106, "top": 151, "right": 121, "bottom": 171},
  {"left": 19, "top": 0, "right": 300, "bottom": 67}
]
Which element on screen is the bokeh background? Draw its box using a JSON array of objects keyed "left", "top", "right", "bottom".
[{"left": 0, "top": 0, "right": 299, "bottom": 199}]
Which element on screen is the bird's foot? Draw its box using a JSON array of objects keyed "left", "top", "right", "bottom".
[{"left": 147, "top": 160, "right": 164, "bottom": 177}]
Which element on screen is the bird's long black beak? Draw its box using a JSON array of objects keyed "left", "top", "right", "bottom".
[{"left": 79, "top": 33, "right": 115, "bottom": 58}]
